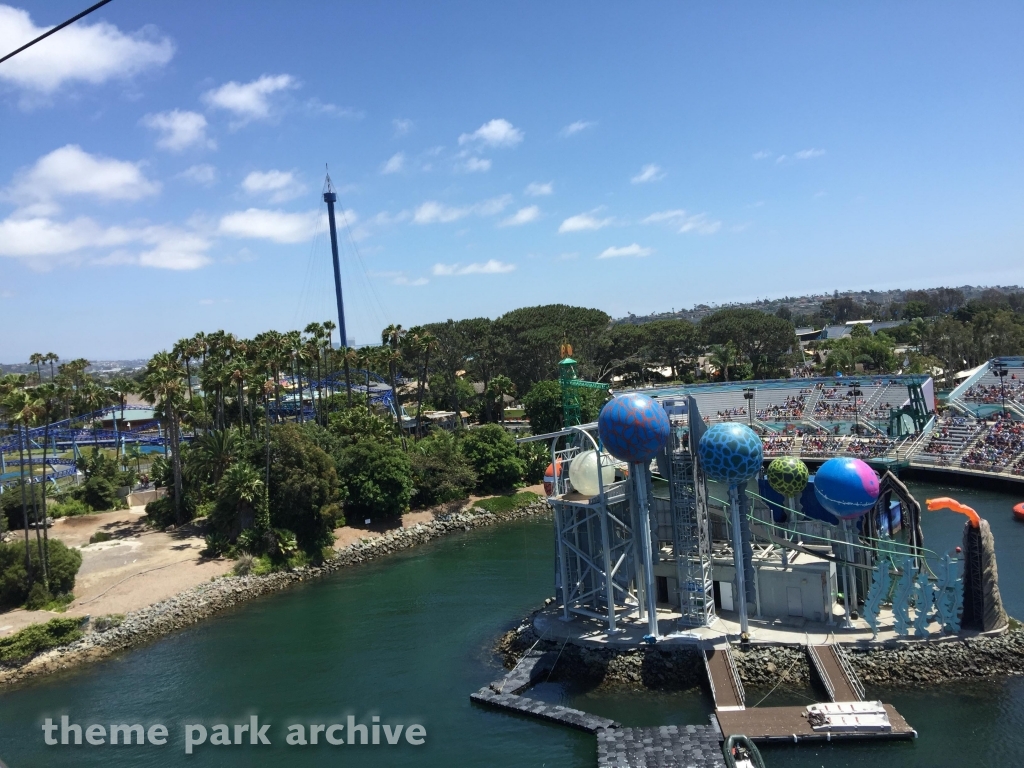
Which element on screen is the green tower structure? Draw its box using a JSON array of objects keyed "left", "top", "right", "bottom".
[{"left": 559, "top": 355, "right": 608, "bottom": 428}]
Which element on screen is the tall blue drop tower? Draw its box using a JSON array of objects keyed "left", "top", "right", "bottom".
[{"left": 323, "top": 182, "right": 348, "bottom": 349}]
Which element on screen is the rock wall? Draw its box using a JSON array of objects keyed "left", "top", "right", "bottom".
[{"left": 500, "top": 619, "right": 1024, "bottom": 693}]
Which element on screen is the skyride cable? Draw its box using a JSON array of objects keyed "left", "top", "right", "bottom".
[{"left": 0, "top": 0, "right": 115, "bottom": 66}]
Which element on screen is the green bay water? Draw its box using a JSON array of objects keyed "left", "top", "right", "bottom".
[{"left": 0, "top": 480, "right": 1022, "bottom": 767}]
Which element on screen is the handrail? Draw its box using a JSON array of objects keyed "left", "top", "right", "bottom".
[{"left": 833, "top": 644, "right": 866, "bottom": 700}]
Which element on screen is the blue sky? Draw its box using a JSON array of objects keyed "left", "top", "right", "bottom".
[{"left": 2, "top": 1, "right": 1022, "bottom": 361}]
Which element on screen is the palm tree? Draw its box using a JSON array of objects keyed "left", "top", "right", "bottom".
[
  {"left": 381, "top": 324, "right": 406, "bottom": 405},
  {"left": 110, "top": 376, "right": 134, "bottom": 423},
  {"left": 341, "top": 346, "right": 358, "bottom": 406},
  {"left": 140, "top": 352, "right": 187, "bottom": 524},
  {"left": 709, "top": 342, "right": 738, "bottom": 382},
  {"left": 3, "top": 388, "right": 33, "bottom": 574},
  {"left": 323, "top": 320, "right": 337, "bottom": 413},
  {"left": 487, "top": 374, "right": 516, "bottom": 425},
  {"left": 195, "top": 428, "right": 239, "bottom": 486},
  {"left": 126, "top": 443, "right": 143, "bottom": 476},
  {"left": 35, "top": 383, "right": 59, "bottom": 583},
  {"left": 414, "top": 332, "right": 439, "bottom": 439},
  {"left": 13, "top": 391, "right": 47, "bottom": 584},
  {"left": 45, "top": 352, "right": 58, "bottom": 381},
  {"left": 29, "top": 353, "right": 44, "bottom": 385}
]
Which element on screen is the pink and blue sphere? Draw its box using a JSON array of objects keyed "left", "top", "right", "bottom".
[
  {"left": 813, "top": 457, "right": 880, "bottom": 520},
  {"left": 597, "top": 393, "right": 672, "bottom": 464},
  {"left": 697, "top": 422, "right": 764, "bottom": 485}
]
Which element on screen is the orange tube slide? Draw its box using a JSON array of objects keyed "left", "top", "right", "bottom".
[{"left": 926, "top": 497, "right": 980, "bottom": 527}]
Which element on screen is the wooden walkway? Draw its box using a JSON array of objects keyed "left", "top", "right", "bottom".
[
  {"left": 715, "top": 703, "right": 916, "bottom": 744},
  {"left": 703, "top": 646, "right": 745, "bottom": 710}
]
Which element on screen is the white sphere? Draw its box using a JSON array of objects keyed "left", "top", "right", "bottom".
[{"left": 568, "top": 450, "right": 616, "bottom": 496}]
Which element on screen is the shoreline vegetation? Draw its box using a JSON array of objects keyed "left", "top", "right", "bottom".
[{"left": 0, "top": 499, "right": 551, "bottom": 690}]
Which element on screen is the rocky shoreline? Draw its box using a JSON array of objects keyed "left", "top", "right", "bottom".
[
  {"left": 0, "top": 500, "right": 551, "bottom": 690},
  {"left": 497, "top": 615, "right": 1024, "bottom": 693}
]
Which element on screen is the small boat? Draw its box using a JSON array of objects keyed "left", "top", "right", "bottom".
[
  {"left": 1014, "top": 502, "right": 1024, "bottom": 521},
  {"left": 723, "top": 734, "right": 766, "bottom": 768}
]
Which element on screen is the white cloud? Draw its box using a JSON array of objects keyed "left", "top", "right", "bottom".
[
  {"left": 6, "top": 145, "right": 160, "bottom": 204},
  {"left": 525, "top": 181, "right": 553, "bottom": 197},
  {"left": 0, "top": 5, "right": 174, "bottom": 95},
  {"left": 561, "top": 120, "right": 595, "bottom": 137},
  {"left": 598, "top": 244, "right": 652, "bottom": 259},
  {"left": 642, "top": 209, "right": 721, "bottom": 234},
  {"left": 393, "top": 118, "right": 414, "bottom": 136},
  {"left": 499, "top": 206, "right": 540, "bottom": 227},
  {"left": 218, "top": 208, "right": 316, "bottom": 243},
  {"left": 631, "top": 164, "right": 665, "bottom": 184},
  {"left": 304, "top": 98, "right": 362, "bottom": 118},
  {"left": 0, "top": 214, "right": 131, "bottom": 258},
  {"left": 413, "top": 201, "right": 469, "bottom": 224},
  {"left": 202, "top": 74, "right": 297, "bottom": 122},
  {"left": 775, "top": 155, "right": 787, "bottom": 164},
  {"left": 381, "top": 152, "right": 405, "bottom": 174},
  {"left": 178, "top": 164, "right": 217, "bottom": 186},
  {"left": 372, "top": 270, "right": 427, "bottom": 286},
  {"left": 558, "top": 211, "right": 613, "bottom": 233},
  {"left": 0, "top": 213, "right": 209, "bottom": 270},
  {"left": 432, "top": 259, "right": 515, "bottom": 276},
  {"left": 413, "top": 195, "right": 511, "bottom": 224},
  {"left": 794, "top": 148, "right": 826, "bottom": 160},
  {"left": 752, "top": 150, "right": 772, "bottom": 160},
  {"left": 141, "top": 110, "right": 214, "bottom": 152},
  {"left": 240, "top": 170, "right": 305, "bottom": 203},
  {"left": 460, "top": 157, "right": 491, "bottom": 173},
  {"left": 134, "top": 227, "right": 211, "bottom": 270},
  {"left": 458, "top": 118, "right": 523, "bottom": 147}
]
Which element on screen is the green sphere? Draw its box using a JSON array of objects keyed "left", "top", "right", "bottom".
[{"left": 767, "top": 456, "right": 809, "bottom": 497}]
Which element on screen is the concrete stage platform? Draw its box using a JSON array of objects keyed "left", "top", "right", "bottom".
[{"left": 533, "top": 604, "right": 1004, "bottom": 649}]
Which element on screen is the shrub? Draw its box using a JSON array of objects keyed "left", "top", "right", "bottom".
[
  {"left": 93, "top": 614, "right": 125, "bottom": 632},
  {"left": 47, "top": 498, "right": 93, "bottom": 519},
  {"left": 410, "top": 431, "right": 477, "bottom": 508},
  {"left": 144, "top": 496, "right": 176, "bottom": 528},
  {"left": 462, "top": 424, "right": 525, "bottom": 493},
  {"left": 517, "top": 442, "right": 549, "bottom": 484},
  {"left": 233, "top": 554, "right": 255, "bottom": 576},
  {"left": 0, "top": 618, "right": 83, "bottom": 665},
  {"left": 266, "top": 424, "right": 344, "bottom": 551},
  {"left": 473, "top": 491, "right": 539, "bottom": 514},
  {"left": 0, "top": 539, "right": 83, "bottom": 610},
  {"left": 203, "top": 533, "right": 229, "bottom": 557},
  {"left": 25, "top": 582, "right": 52, "bottom": 610},
  {"left": 89, "top": 532, "right": 112, "bottom": 545},
  {"left": 337, "top": 440, "right": 413, "bottom": 521}
]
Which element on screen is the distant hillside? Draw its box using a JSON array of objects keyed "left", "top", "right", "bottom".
[{"left": 615, "top": 284, "right": 1023, "bottom": 326}]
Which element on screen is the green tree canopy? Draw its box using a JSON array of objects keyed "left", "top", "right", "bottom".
[{"left": 462, "top": 424, "right": 525, "bottom": 493}]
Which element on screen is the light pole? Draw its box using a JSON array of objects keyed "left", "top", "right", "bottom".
[
  {"left": 993, "top": 362, "right": 1008, "bottom": 417},
  {"left": 848, "top": 382, "right": 863, "bottom": 435},
  {"left": 743, "top": 387, "right": 755, "bottom": 429}
]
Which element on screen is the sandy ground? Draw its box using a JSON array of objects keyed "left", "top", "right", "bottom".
[
  {"left": 1, "top": 485, "right": 546, "bottom": 638},
  {"left": 0, "top": 505, "right": 232, "bottom": 638}
]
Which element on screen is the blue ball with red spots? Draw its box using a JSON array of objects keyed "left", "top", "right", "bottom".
[
  {"left": 698, "top": 422, "right": 764, "bottom": 484},
  {"left": 598, "top": 393, "right": 671, "bottom": 464}
]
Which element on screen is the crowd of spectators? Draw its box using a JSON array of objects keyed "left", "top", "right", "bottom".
[
  {"left": 757, "top": 395, "right": 805, "bottom": 421},
  {"left": 762, "top": 435, "right": 796, "bottom": 455},
  {"left": 963, "top": 376, "right": 1024, "bottom": 405},
  {"left": 960, "top": 415, "right": 1024, "bottom": 473},
  {"left": 846, "top": 437, "right": 895, "bottom": 458}
]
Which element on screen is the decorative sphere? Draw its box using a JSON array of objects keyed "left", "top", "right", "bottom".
[
  {"left": 767, "top": 456, "right": 810, "bottom": 497},
  {"left": 568, "top": 450, "right": 616, "bottom": 496},
  {"left": 698, "top": 422, "right": 763, "bottom": 485},
  {"left": 813, "top": 457, "right": 880, "bottom": 520},
  {"left": 597, "top": 393, "right": 671, "bottom": 464},
  {"left": 542, "top": 459, "right": 563, "bottom": 496}
]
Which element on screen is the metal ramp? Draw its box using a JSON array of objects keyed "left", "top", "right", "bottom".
[
  {"left": 704, "top": 645, "right": 746, "bottom": 711},
  {"left": 807, "top": 644, "right": 865, "bottom": 702}
]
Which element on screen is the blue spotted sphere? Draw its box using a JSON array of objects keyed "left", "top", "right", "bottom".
[
  {"left": 813, "top": 457, "right": 879, "bottom": 520},
  {"left": 597, "top": 393, "right": 671, "bottom": 464},
  {"left": 698, "top": 422, "right": 764, "bottom": 485}
]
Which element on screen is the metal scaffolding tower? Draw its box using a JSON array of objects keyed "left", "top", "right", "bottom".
[{"left": 666, "top": 399, "right": 716, "bottom": 628}]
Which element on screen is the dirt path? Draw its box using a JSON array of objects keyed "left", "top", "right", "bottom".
[{"left": 0, "top": 507, "right": 232, "bottom": 638}]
